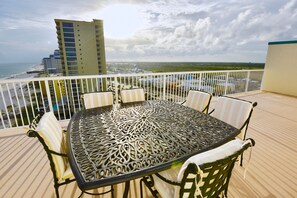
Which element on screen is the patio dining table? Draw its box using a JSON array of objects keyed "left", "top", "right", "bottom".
[{"left": 67, "top": 100, "right": 239, "bottom": 196}]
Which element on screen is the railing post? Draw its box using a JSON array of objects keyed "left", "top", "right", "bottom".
[
  {"left": 224, "top": 72, "right": 229, "bottom": 95},
  {"left": 163, "top": 74, "right": 166, "bottom": 100},
  {"left": 198, "top": 73, "right": 202, "bottom": 90},
  {"left": 45, "top": 80, "right": 54, "bottom": 112},
  {"left": 0, "top": 85, "right": 11, "bottom": 128},
  {"left": 114, "top": 76, "right": 119, "bottom": 105},
  {"left": 245, "top": 71, "right": 251, "bottom": 92},
  {"left": 0, "top": 110, "right": 5, "bottom": 129}
]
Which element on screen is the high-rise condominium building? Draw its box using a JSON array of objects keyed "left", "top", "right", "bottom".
[
  {"left": 55, "top": 19, "right": 107, "bottom": 76},
  {"left": 42, "top": 49, "right": 62, "bottom": 74}
]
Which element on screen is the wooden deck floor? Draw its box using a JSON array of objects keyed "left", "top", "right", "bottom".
[{"left": 1, "top": 91, "right": 297, "bottom": 198}]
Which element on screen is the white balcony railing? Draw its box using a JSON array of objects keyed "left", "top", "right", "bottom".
[{"left": 0, "top": 69, "right": 264, "bottom": 129}]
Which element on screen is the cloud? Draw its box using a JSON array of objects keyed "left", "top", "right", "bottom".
[
  {"left": 1, "top": 0, "right": 297, "bottom": 63},
  {"left": 106, "top": 0, "right": 297, "bottom": 62}
]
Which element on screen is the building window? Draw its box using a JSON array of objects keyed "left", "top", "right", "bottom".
[
  {"left": 64, "top": 38, "right": 75, "bottom": 42},
  {"left": 66, "top": 52, "right": 76, "bottom": 56},
  {"left": 63, "top": 28, "right": 74, "bottom": 33},
  {"left": 65, "top": 43, "right": 75, "bottom": 47},
  {"left": 66, "top": 47, "right": 76, "bottom": 52},
  {"left": 64, "top": 33, "right": 74, "bottom": 37},
  {"left": 67, "top": 61, "right": 77, "bottom": 66},
  {"left": 67, "top": 57, "right": 77, "bottom": 61},
  {"left": 62, "top": 22, "right": 73, "bottom": 27}
]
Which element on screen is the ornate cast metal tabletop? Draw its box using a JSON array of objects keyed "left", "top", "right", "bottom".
[{"left": 67, "top": 100, "right": 239, "bottom": 191}]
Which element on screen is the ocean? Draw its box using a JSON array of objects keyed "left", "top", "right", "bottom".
[{"left": 0, "top": 62, "right": 37, "bottom": 79}]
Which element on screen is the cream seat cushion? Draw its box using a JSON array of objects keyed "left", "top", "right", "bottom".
[
  {"left": 83, "top": 92, "right": 113, "bottom": 109},
  {"left": 184, "top": 90, "right": 211, "bottom": 112},
  {"left": 212, "top": 97, "right": 253, "bottom": 139},
  {"left": 153, "top": 139, "right": 244, "bottom": 198},
  {"left": 121, "top": 89, "right": 145, "bottom": 103},
  {"left": 36, "top": 112, "right": 68, "bottom": 181}
]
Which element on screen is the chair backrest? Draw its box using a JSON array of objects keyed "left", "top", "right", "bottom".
[
  {"left": 120, "top": 88, "right": 145, "bottom": 103},
  {"left": 27, "top": 112, "right": 67, "bottom": 181},
  {"left": 82, "top": 91, "right": 113, "bottom": 109},
  {"left": 177, "top": 139, "right": 253, "bottom": 198},
  {"left": 212, "top": 96, "right": 257, "bottom": 140},
  {"left": 184, "top": 90, "right": 212, "bottom": 113}
]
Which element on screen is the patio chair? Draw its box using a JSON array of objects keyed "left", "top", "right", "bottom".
[
  {"left": 140, "top": 138, "right": 255, "bottom": 198},
  {"left": 210, "top": 96, "right": 257, "bottom": 141},
  {"left": 26, "top": 112, "right": 113, "bottom": 198},
  {"left": 81, "top": 91, "right": 113, "bottom": 109},
  {"left": 182, "top": 90, "right": 212, "bottom": 113},
  {"left": 210, "top": 96, "right": 257, "bottom": 166},
  {"left": 120, "top": 88, "right": 145, "bottom": 103}
]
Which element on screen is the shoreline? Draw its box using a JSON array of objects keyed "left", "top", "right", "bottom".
[{"left": 1, "top": 64, "right": 43, "bottom": 80}]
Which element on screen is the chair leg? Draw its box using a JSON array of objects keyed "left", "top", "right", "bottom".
[
  {"left": 54, "top": 185, "right": 60, "bottom": 198},
  {"left": 78, "top": 191, "right": 84, "bottom": 198},
  {"left": 240, "top": 153, "right": 243, "bottom": 166},
  {"left": 111, "top": 185, "right": 115, "bottom": 198},
  {"left": 140, "top": 176, "right": 158, "bottom": 198}
]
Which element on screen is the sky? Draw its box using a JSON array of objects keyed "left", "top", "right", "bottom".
[{"left": 0, "top": 0, "right": 297, "bottom": 64}]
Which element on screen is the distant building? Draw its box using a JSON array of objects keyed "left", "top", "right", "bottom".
[
  {"left": 54, "top": 19, "right": 107, "bottom": 111},
  {"left": 54, "top": 19, "right": 107, "bottom": 76},
  {"left": 42, "top": 49, "right": 62, "bottom": 74}
]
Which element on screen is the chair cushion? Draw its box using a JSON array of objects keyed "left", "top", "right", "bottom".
[
  {"left": 213, "top": 97, "right": 253, "bottom": 139},
  {"left": 62, "top": 163, "right": 74, "bottom": 180},
  {"left": 177, "top": 139, "right": 243, "bottom": 181},
  {"left": 184, "top": 90, "right": 211, "bottom": 112},
  {"left": 152, "top": 165, "right": 181, "bottom": 198},
  {"left": 153, "top": 139, "right": 244, "bottom": 198},
  {"left": 121, "top": 89, "right": 145, "bottom": 103},
  {"left": 36, "top": 112, "right": 67, "bottom": 181},
  {"left": 83, "top": 92, "right": 113, "bottom": 109}
]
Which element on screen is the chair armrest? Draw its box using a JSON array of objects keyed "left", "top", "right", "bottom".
[
  {"left": 208, "top": 109, "right": 215, "bottom": 115},
  {"left": 27, "top": 130, "right": 37, "bottom": 137},
  {"left": 49, "top": 150, "right": 68, "bottom": 157}
]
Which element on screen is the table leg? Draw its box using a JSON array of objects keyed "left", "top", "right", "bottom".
[{"left": 123, "top": 180, "right": 130, "bottom": 198}]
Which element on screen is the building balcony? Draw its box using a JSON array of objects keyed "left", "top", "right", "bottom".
[
  {"left": 1, "top": 88, "right": 296, "bottom": 197},
  {"left": 1, "top": 40, "right": 297, "bottom": 197}
]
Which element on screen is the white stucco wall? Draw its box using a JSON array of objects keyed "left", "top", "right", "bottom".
[{"left": 261, "top": 41, "right": 297, "bottom": 97}]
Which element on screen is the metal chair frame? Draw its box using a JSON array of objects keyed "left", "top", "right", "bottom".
[
  {"left": 140, "top": 139, "right": 255, "bottom": 198},
  {"left": 27, "top": 112, "right": 114, "bottom": 198}
]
